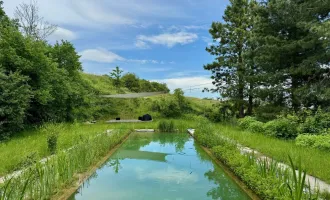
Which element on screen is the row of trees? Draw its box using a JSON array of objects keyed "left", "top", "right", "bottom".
[
  {"left": 205, "top": 0, "right": 330, "bottom": 118},
  {"left": 109, "top": 66, "right": 170, "bottom": 93},
  {"left": 0, "top": 1, "right": 92, "bottom": 139}
]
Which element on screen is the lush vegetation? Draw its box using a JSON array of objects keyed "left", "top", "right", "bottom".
[
  {"left": 0, "top": 129, "right": 130, "bottom": 199},
  {"left": 0, "top": 1, "right": 169, "bottom": 140},
  {"left": 194, "top": 119, "right": 324, "bottom": 199}
]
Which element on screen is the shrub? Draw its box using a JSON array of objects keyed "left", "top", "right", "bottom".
[
  {"left": 299, "top": 108, "right": 330, "bottom": 134},
  {"left": 263, "top": 118, "right": 298, "bottom": 139},
  {"left": 296, "top": 134, "right": 330, "bottom": 151},
  {"left": 238, "top": 116, "right": 258, "bottom": 129},
  {"left": 247, "top": 121, "right": 265, "bottom": 133},
  {"left": 42, "top": 124, "right": 61, "bottom": 154},
  {"left": 152, "top": 97, "right": 181, "bottom": 118}
]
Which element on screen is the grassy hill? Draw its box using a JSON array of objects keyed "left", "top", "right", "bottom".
[{"left": 81, "top": 73, "right": 219, "bottom": 121}]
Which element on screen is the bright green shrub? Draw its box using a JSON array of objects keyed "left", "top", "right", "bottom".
[
  {"left": 263, "top": 118, "right": 298, "bottom": 139},
  {"left": 296, "top": 134, "right": 330, "bottom": 151},
  {"left": 247, "top": 121, "right": 264, "bottom": 133},
  {"left": 299, "top": 108, "right": 330, "bottom": 134},
  {"left": 238, "top": 116, "right": 258, "bottom": 129}
]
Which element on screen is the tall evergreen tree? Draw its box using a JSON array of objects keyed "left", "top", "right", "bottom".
[
  {"left": 254, "top": 0, "right": 330, "bottom": 111},
  {"left": 204, "top": 0, "right": 255, "bottom": 117}
]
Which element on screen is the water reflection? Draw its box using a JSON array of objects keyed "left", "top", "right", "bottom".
[{"left": 68, "top": 133, "right": 250, "bottom": 200}]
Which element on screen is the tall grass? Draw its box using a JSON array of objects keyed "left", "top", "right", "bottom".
[
  {"left": 158, "top": 120, "right": 175, "bottom": 132},
  {"left": 0, "top": 129, "right": 130, "bottom": 199}
]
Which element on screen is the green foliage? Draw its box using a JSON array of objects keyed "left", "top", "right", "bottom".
[
  {"left": 254, "top": 104, "right": 286, "bottom": 122},
  {"left": 152, "top": 97, "right": 181, "bottom": 118},
  {"left": 204, "top": 0, "right": 256, "bottom": 118},
  {"left": 121, "top": 73, "right": 140, "bottom": 92},
  {"left": 247, "top": 121, "right": 264, "bottom": 133},
  {"left": 296, "top": 135, "right": 330, "bottom": 151},
  {"left": 0, "top": 129, "right": 130, "bottom": 199},
  {"left": 195, "top": 124, "right": 318, "bottom": 199},
  {"left": 173, "top": 88, "right": 190, "bottom": 111},
  {"left": 204, "top": 101, "right": 236, "bottom": 123},
  {"left": 238, "top": 116, "right": 257, "bottom": 129},
  {"left": 299, "top": 108, "right": 330, "bottom": 134},
  {"left": 158, "top": 120, "right": 175, "bottom": 132},
  {"left": 152, "top": 92, "right": 191, "bottom": 118},
  {"left": 0, "top": 71, "right": 31, "bottom": 139},
  {"left": 263, "top": 118, "right": 298, "bottom": 139},
  {"left": 109, "top": 66, "right": 123, "bottom": 89},
  {"left": 254, "top": 0, "right": 330, "bottom": 111}
]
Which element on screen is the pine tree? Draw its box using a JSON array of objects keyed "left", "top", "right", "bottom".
[
  {"left": 204, "top": 0, "right": 255, "bottom": 117},
  {"left": 254, "top": 0, "right": 330, "bottom": 111}
]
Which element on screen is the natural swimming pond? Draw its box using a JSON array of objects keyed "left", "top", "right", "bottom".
[{"left": 68, "top": 133, "right": 251, "bottom": 200}]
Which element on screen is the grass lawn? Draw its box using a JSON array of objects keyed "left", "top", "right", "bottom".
[{"left": 214, "top": 124, "right": 330, "bottom": 184}]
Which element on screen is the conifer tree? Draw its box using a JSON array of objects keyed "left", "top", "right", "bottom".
[{"left": 204, "top": 0, "right": 255, "bottom": 117}]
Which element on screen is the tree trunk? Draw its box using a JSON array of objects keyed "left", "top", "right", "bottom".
[{"left": 247, "top": 83, "right": 253, "bottom": 115}]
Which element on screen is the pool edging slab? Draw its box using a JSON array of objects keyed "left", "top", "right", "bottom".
[{"left": 52, "top": 132, "right": 132, "bottom": 200}]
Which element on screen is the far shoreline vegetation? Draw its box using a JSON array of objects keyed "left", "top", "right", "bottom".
[{"left": 1, "top": 0, "right": 330, "bottom": 199}]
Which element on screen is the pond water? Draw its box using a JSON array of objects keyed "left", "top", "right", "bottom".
[{"left": 68, "top": 133, "right": 251, "bottom": 200}]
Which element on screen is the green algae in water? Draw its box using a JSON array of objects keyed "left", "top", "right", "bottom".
[{"left": 68, "top": 133, "right": 251, "bottom": 200}]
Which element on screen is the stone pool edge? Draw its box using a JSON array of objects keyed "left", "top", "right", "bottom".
[{"left": 51, "top": 131, "right": 132, "bottom": 200}]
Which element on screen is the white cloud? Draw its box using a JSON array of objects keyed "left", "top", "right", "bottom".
[
  {"left": 79, "top": 48, "right": 166, "bottom": 65},
  {"left": 153, "top": 76, "right": 214, "bottom": 91},
  {"left": 134, "top": 40, "right": 150, "bottom": 49},
  {"left": 136, "top": 32, "right": 198, "bottom": 48},
  {"left": 2, "top": 0, "right": 189, "bottom": 29},
  {"left": 79, "top": 48, "right": 125, "bottom": 63},
  {"left": 48, "top": 27, "right": 77, "bottom": 42}
]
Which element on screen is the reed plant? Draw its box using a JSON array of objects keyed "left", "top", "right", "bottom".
[{"left": 0, "top": 129, "right": 130, "bottom": 199}]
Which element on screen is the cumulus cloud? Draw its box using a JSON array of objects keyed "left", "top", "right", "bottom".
[
  {"left": 153, "top": 76, "right": 214, "bottom": 91},
  {"left": 79, "top": 48, "right": 167, "bottom": 65},
  {"left": 79, "top": 48, "right": 125, "bottom": 63},
  {"left": 136, "top": 32, "right": 198, "bottom": 48},
  {"left": 134, "top": 40, "right": 150, "bottom": 49},
  {"left": 48, "top": 27, "right": 77, "bottom": 42}
]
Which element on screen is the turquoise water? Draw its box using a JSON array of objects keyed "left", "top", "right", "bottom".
[{"left": 68, "top": 133, "right": 251, "bottom": 200}]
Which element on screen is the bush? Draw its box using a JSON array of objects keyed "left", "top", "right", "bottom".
[
  {"left": 296, "top": 134, "right": 330, "bottom": 151},
  {"left": 247, "top": 121, "right": 265, "bottom": 133},
  {"left": 263, "top": 118, "right": 298, "bottom": 139},
  {"left": 42, "top": 124, "right": 61, "bottom": 154},
  {"left": 152, "top": 97, "right": 181, "bottom": 118},
  {"left": 238, "top": 116, "right": 258, "bottom": 129},
  {"left": 299, "top": 108, "right": 330, "bottom": 134}
]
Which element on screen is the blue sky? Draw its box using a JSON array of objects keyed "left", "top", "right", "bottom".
[{"left": 3, "top": 0, "right": 229, "bottom": 98}]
